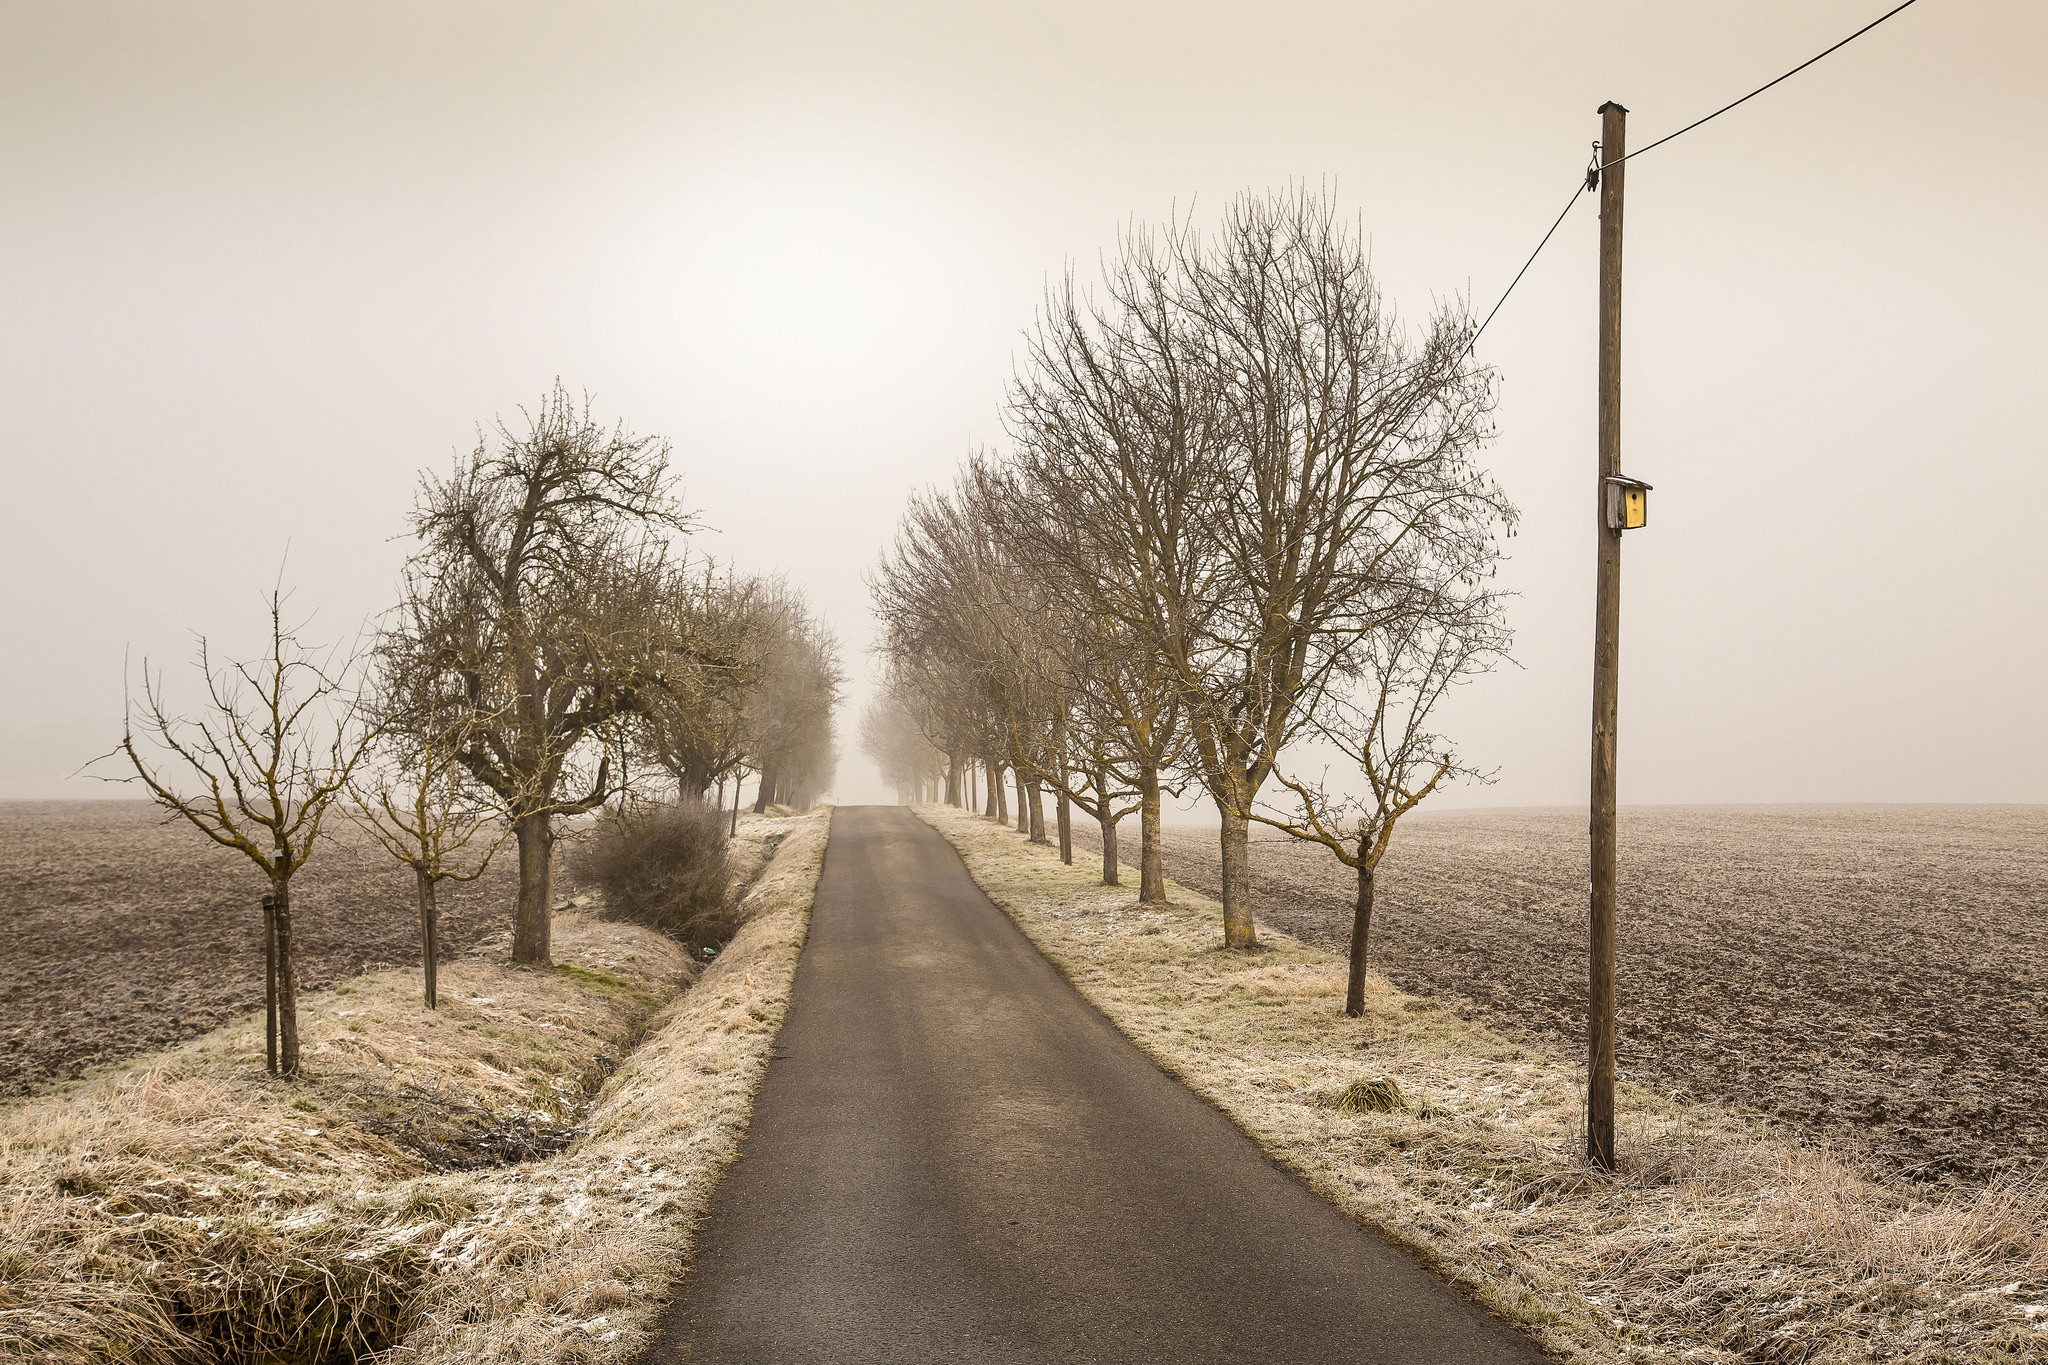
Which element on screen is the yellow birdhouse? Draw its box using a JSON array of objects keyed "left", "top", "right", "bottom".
[{"left": 1603, "top": 475, "right": 1651, "bottom": 531}]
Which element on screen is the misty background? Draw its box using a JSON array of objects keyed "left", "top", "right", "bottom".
[{"left": 3, "top": 0, "right": 2042, "bottom": 810}]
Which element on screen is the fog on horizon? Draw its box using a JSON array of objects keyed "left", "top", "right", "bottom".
[{"left": 3, "top": 0, "right": 2042, "bottom": 810}]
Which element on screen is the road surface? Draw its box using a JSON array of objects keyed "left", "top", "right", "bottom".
[{"left": 653, "top": 805, "right": 1544, "bottom": 1363}]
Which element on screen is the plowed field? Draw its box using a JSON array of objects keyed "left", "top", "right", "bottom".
[
  {"left": 0, "top": 800, "right": 535, "bottom": 1098},
  {"left": 1076, "top": 805, "right": 2047, "bottom": 1184}
]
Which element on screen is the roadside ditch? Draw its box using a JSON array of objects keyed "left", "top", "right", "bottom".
[{"left": 0, "top": 807, "right": 830, "bottom": 1365}]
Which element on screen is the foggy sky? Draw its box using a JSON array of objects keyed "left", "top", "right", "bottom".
[{"left": 3, "top": 0, "right": 2042, "bottom": 809}]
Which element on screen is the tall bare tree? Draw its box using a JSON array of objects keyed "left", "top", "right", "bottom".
[
  {"left": 1160, "top": 187, "right": 1499, "bottom": 947},
  {"left": 744, "top": 587, "right": 844, "bottom": 813},
  {"left": 860, "top": 674, "right": 948, "bottom": 803},
  {"left": 892, "top": 188, "right": 1506, "bottom": 955},
  {"left": 402, "top": 382, "right": 690, "bottom": 965},
  {"left": 117, "top": 590, "right": 372, "bottom": 1077},
  {"left": 1005, "top": 233, "right": 1222, "bottom": 903},
  {"left": 636, "top": 563, "right": 767, "bottom": 802},
  {"left": 872, "top": 464, "right": 1050, "bottom": 840}
]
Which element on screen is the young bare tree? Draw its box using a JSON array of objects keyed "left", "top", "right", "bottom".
[
  {"left": 347, "top": 685, "right": 505, "bottom": 1009},
  {"left": 116, "top": 590, "right": 372, "bottom": 1077},
  {"left": 402, "top": 382, "right": 690, "bottom": 965},
  {"left": 1253, "top": 559, "right": 1512, "bottom": 1014}
]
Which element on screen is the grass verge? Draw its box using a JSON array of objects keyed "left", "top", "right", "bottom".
[
  {"left": 916, "top": 804, "right": 2048, "bottom": 1365},
  {"left": 0, "top": 808, "right": 829, "bottom": 1364}
]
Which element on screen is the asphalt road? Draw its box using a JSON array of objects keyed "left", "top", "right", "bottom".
[{"left": 652, "top": 806, "right": 1545, "bottom": 1364}]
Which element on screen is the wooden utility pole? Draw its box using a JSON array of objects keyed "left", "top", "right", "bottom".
[{"left": 1587, "top": 100, "right": 1627, "bottom": 1172}]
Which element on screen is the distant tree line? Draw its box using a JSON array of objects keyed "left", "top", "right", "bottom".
[
  {"left": 867, "top": 187, "right": 1515, "bottom": 1015},
  {"left": 118, "top": 382, "right": 841, "bottom": 1076}
]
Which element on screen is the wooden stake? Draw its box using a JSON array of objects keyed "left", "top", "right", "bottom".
[
  {"left": 1588, "top": 99, "right": 1627, "bottom": 1173},
  {"left": 262, "top": 894, "right": 278, "bottom": 1075}
]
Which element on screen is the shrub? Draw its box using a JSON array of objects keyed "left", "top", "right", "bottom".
[{"left": 576, "top": 800, "right": 738, "bottom": 955}]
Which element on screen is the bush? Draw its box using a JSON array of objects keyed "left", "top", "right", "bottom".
[{"left": 575, "top": 800, "right": 738, "bottom": 955}]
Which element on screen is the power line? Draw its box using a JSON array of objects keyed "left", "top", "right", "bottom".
[
  {"left": 1604, "top": 0, "right": 1923, "bottom": 171},
  {"left": 1465, "top": 168, "right": 1596, "bottom": 355},
  {"left": 1466, "top": 0, "right": 1926, "bottom": 355}
]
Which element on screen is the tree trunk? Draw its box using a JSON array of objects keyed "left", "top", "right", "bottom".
[
  {"left": 752, "top": 767, "right": 775, "bottom": 814},
  {"left": 946, "top": 757, "right": 961, "bottom": 806},
  {"left": 1015, "top": 771, "right": 1029, "bottom": 835},
  {"left": 271, "top": 876, "right": 303, "bottom": 1076},
  {"left": 1099, "top": 809, "right": 1120, "bottom": 887},
  {"left": 682, "top": 763, "right": 713, "bottom": 801},
  {"left": 262, "top": 894, "right": 278, "bottom": 1074},
  {"left": 1056, "top": 784, "right": 1072, "bottom": 863},
  {"left": 512, "top": 811, "right": 555, "bottom": 965},
  {"left": 993, "top": 764, "right": 1008, "bottom": 823},
  {"left": 1217, "top": 803, "right": 1257, "bottom": 949},
  {"left": 416, "top": 865, "right": 441, "bottom": 1010},
  {"left": 1345, "top": 859, "right": 1375, "bottom": 1017},
  {"left": 1026, "top": 779, "right": 1047, "bottom": 843},
  {"left": 1139, "top": 764, "right": 1165, "bottom": 904}
]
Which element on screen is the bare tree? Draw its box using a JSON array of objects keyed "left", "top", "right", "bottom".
[
  {"left": 898, "top": 187, "right": 1507, "bottom": 957},
  {"left": 402, "top": 382, "right": 690, "bottom": 965},
  {"left": 877, "top": 634, "right": 988, "bottom": 809},
  {"left": 116, "top": 590, "right": 372, "bottom": 1077},
  {"left": 1005, "top": 233, "right": 1222, "bottom": 902},
  {"left": 860, "top": 675, "right": 947, "bottom": 803},
  {"left": 1159, "top": 187, "right": 1499, "bottom": 948},
  {"left": 347, "top": 675, "right": 505, "bottom": 1009},
  {"left": 636, "top": 563, "right": 767, "bottom": 802},
  {"left": 1252, "top": 573, "right": 1512, "bottom": 1015},
  {"left": 744, "top": 587, "right": 844, "bottom": 813},
  {"left": 1043, "top": 620, "right": 1198, "bottom": 889},
  {"left": 871, "top": 464, "right": 1055, "bottom": 841},
  {"left": 1056, "top": 701, "right": 1150, "bottom": 888},
  {"left": 958, "top": 459, "right": 1068, "bottom": 848}
]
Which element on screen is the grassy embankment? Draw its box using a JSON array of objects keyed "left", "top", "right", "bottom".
[
  {"left": 0, "top": 808, "right": 829, "bottom": 1364},
  {"left": 918, "top": 804, "right": 2048, "bottom": 1365}
]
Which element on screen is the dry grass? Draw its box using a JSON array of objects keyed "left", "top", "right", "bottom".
[
  {"left": 920, "top": 805, "right": 2048, "bottom": 1365},
  {"left": 396, "top": 807, "right": 826, "bottom": 1363},
  {"left": 0, "top": 808, "right": 828, "bottom": 1364},
  {"left": 1093, "top": 807, "right": 2048, "bottom": 1184}
]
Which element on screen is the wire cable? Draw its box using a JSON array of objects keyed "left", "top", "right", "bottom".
[
  {"left": 1465, "top": 172, "right": 1596, "bottom": 354},
  {"left": 1604, "top": 0, "right": 1924, "bottom": 170},
  {"left": 1466, "top": 0, "right": 1926, "bottom": 356}
]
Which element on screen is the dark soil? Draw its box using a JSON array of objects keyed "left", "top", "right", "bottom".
[
  {"left": 1075, "top": 805, "right": 2048, "bottom": 1185},
  {"left": 0, "top": 800, "right": 564, "bottom": 1098}
]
